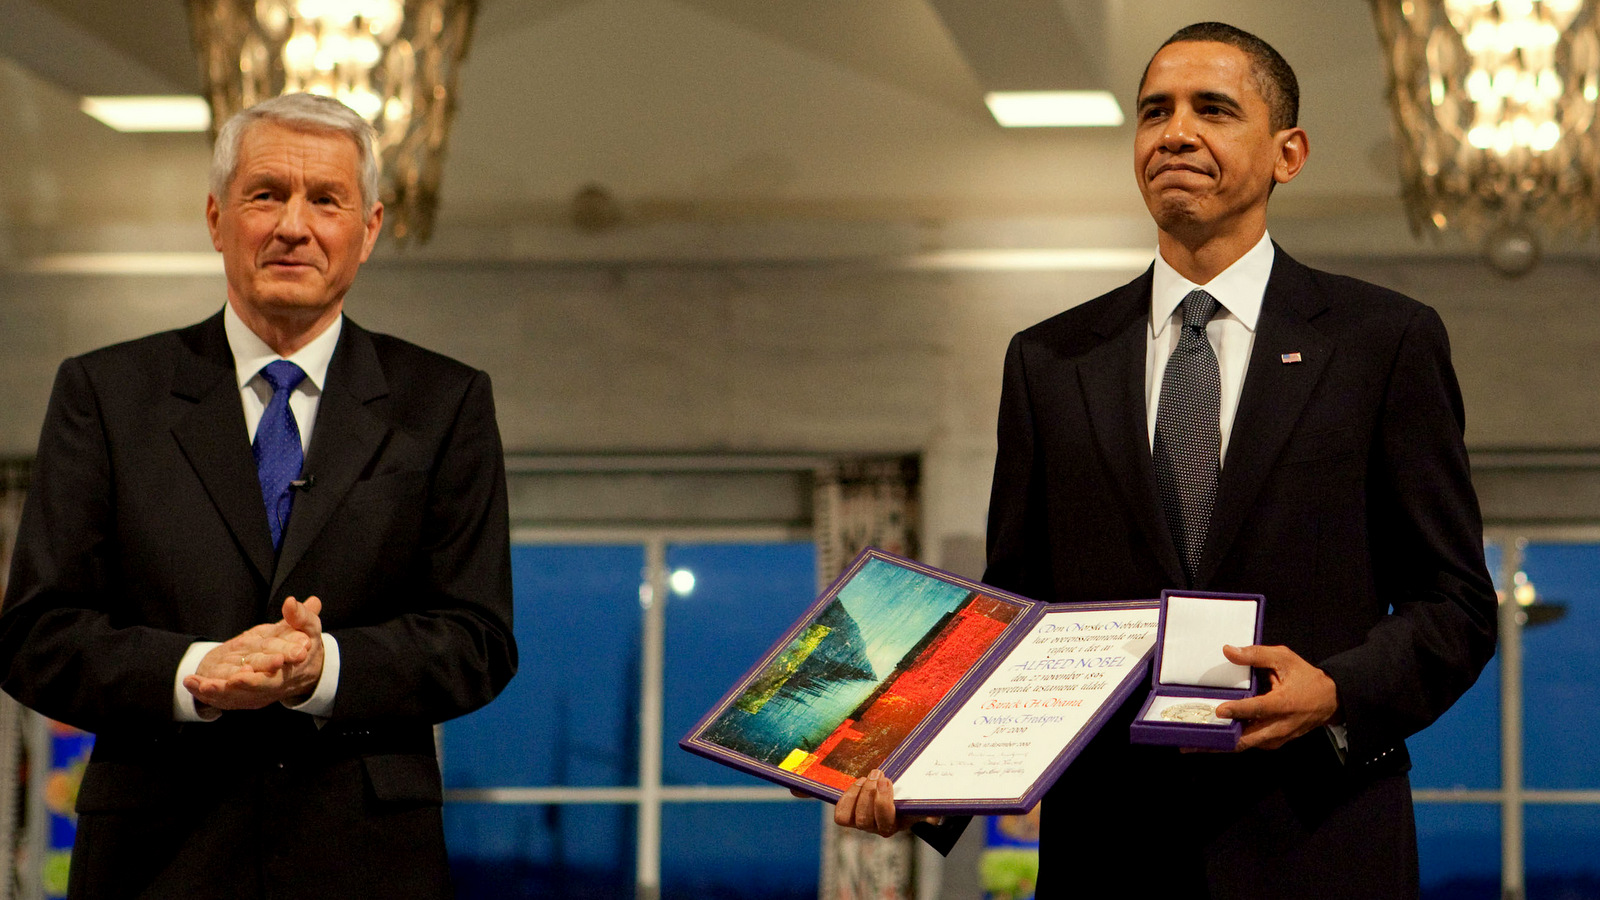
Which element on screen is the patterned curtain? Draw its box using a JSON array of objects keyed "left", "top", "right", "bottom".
[
  {"left": 814, "top": 456, "right": 921, "bottom": 900},
  {"left": 0, "top": 461, "right": 30, "bottom": 900}
]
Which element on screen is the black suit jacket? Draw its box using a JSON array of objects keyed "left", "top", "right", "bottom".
[
  {"left": 978, "top": 248, "right": 1496, "bottom": 898},
  {"left": 0, "top": 312, "right": 517, "bottom": 900}
]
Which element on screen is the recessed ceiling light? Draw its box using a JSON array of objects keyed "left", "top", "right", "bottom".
[
  {"left": 26, "top": 253, "right": 223, "bottom": 275},
  {"left": 80, "top": 96, "right": 211, "bottom": 133},
  {"left": 901, "top": 248, "right": 1152, "bottom": 272},
  {"left": 984, "top": 91, "right": 1125, "bottom": 128}
]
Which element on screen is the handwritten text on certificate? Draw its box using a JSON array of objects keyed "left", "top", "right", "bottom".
[{"left": 892, "top": 607, "right": 1158, "bottom": 803}]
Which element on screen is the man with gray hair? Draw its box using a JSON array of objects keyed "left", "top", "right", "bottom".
[{"left": 0, "top": 93, "right": 517, "bottom": 899}]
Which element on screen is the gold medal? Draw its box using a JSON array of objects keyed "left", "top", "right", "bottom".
[{"left": 1159, "top": 701, "right": 1224, "bottom": 724}]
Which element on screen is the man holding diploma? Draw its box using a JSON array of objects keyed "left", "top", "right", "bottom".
[{"left": 837, "top": 22, "right": 1497, "bottom": 898}]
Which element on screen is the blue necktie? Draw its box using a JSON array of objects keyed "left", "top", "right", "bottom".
[
  {"left": 1153, "top": 290, "right": 1221, "bottom": 585},
  {"left": 253, "top": 360, "right": 307, "bottom": 549}
]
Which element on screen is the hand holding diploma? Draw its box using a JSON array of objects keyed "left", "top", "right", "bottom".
[
  {"left": 679, "top": 551, "right": 1161, "bottom": 814},
  {"left": 833, "top": 770, "right": 941, "bottom": 838},
  {"left": 1213, "top": 644, "right": 1340, "bottom": 751}
]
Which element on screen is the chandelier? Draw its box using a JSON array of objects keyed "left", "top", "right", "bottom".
[
  {"left": 1370, "top": 0, "right": 1600, "bottom": 274},
  {"left": 188, "top": 0, "right": 477, "bottom": 244}
]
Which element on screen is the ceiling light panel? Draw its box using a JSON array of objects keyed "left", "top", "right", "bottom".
[
  {"left": 80, "top": 96, "right": 211, "bottom": 132},
  {"left": 984, "top": 91, "right": 1124, "bottom": 127}
]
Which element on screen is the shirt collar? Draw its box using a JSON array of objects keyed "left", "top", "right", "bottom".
[
  {"left": 223, "top": 302, "right": 343, "bottom": 393},
  {"left": 1150, "top": 231, "right": 1274, "bottom": 339}
]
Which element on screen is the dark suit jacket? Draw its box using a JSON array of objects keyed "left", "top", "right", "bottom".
[
  {"left": 979, "top": 248, "right": 1497, "bottom": 898},
  {"left": 0, "top": 312, "right": 517, "bottom": 900}
]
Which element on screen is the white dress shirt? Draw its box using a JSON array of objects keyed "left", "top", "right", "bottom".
[
  {"left": 1145, "top": 231, "right": 1274, "bottom": 463},
  {"left": 172, "top": 304, "right": 344, "bottom": 722}
]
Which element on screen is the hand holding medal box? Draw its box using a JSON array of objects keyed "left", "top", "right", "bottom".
[{"left": 1129, "top": 590, "right": 1266, "bottom": 750}]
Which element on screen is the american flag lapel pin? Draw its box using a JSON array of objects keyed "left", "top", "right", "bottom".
[{"left": 1281, "top": 351, "right": 1303, "bottom": 364}]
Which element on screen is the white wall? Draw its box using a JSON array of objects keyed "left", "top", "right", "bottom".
[{"left": 2, "top": 251, "right": 1598, "bottom": 568}]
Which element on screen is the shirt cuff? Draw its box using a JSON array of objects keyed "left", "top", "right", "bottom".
[
  {"left": 1326, "top": 723, "right": 1350, "bottom": 764},
  {"left": 282, "top": 632, "right": 340, "bottom": 718},
  {"left": 174, "top": 641, "right": 224, "bottom": 722}
]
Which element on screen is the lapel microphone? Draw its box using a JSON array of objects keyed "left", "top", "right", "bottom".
[{"left": 289, "top": 475, "right": 317, "bottom": 492}]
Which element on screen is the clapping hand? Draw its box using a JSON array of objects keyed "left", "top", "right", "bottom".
[{"left": 184, "top": 596, "right": 326, "bottom": 711}]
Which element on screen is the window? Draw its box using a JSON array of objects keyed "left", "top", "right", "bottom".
[
  {"left": 442, "top": 536, "right": 822, "bottom": 900},
  {"left": 1411, "top": 536, "right": 1600, "bottom": 900}
]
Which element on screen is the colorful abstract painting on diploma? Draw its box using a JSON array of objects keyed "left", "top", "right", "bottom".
[{"left": 698, "top": 556, "right": 1022, "bottom": 790}]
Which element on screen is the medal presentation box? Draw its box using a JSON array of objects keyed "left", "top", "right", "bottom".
[
  {"left": 679, "top": 548, "right": 1161, "bottom": 815},
  {"left": 1129, "top": 590, "right": 1265, "bottom": 751}
]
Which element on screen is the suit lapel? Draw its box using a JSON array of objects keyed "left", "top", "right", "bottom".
[
  {"left": 1076, "top": 270, "right": 1188, "bottom": 588},
  {"left": 169, "top": 314, "right": 278, "bottom": 584},
  {"left": 271, "top": 320, "right": 392, "bottom": 597},
  {"left": 1197, "top": 247, "right": 1334, "bottom": 586}
]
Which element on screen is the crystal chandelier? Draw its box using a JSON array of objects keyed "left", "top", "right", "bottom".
[
  {"left": 1370, "top": 0, "right": 1600, "bottom": 274},
  {"left": 188, "top": 0, "right": 477, "bottom": 244}
]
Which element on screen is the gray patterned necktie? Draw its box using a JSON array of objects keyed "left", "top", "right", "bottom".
[{"left": 1153, "top": 289, "right": 1221, "bottom": 584}]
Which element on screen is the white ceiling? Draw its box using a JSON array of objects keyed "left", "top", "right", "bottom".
[{"left": 0, "top": 0, "right": 1449, "bottom": 264}]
